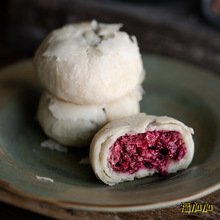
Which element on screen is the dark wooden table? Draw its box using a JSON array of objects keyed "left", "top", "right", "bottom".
[{"left": 0, "top": 186, "right": 219, "bottom": 220}]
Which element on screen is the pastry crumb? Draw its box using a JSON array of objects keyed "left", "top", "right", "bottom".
[
  {"left": 36, "top": 175, "right": 54, "bottom": 182},
  {"left": 40, "top": 139, "right": 68, "bottom": 152}
]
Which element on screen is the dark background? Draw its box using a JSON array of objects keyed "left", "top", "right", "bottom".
[{"left": 0, "top": 0, "right": 220, "bottom": 74}]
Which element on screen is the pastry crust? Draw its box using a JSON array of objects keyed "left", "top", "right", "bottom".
[
  {"left": 33, "top": 20, "right": 145, "bottom": 104},
  {"left": 37, "top": 92, "right": 140, "bottom": 147},
  {"left": 89, "top": 113, "right": 194, "bottom": 185}
]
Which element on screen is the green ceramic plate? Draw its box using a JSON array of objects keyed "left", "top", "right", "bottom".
[{"left": 0, "top": 54, "right": 219, "bottom": 212}]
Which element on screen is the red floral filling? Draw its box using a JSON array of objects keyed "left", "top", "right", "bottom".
[{"left": 108, "top": 130, "right": 187, "bottom": 175}]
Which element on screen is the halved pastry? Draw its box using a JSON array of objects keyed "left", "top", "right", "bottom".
[
  {"left": 90, "top": 113, "right": 194, "bottom": 185},
  {"left": 37, "top": 91, "right": 140, "bottom": 147}
]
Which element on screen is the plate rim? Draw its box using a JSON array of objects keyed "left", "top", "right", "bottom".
[
  {"left": 0, "top": 178, "right": 219, "bottom": 212},
  {"left": 0, "top": 55, "right": 220, "bottom": 212}
]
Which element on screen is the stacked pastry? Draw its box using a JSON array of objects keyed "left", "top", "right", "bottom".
[{"left": 34, "top": 20, "right": 145, "bottom": 147}]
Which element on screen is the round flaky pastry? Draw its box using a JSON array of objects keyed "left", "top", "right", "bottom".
[
  {"left": 37, "top": 92, "right": 140, "bottom": 147},
  {"left": 90, "top": 113, "right": 194, "bottom": 185},
  {"left": 33, "top": 20, "right": 145, "bottom": 104}
]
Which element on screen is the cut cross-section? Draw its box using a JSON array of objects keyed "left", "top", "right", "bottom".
[{"left": 108, "top": 131, "right": 187, "bottom": 175}]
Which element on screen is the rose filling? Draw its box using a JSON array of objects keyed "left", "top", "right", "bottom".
[{"left": 108, "top": 130, "right": 187, "bottom": 175}]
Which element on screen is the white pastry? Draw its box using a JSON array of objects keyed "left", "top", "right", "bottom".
[
  {"left": 89, "top": 113, "right": 194, "bottom": 185},
  {"left": 37, "top": 92, "right": 140, "bottom": 147},
  {"left": 33, "top": 20, "right": 145, "bottom": 104}
]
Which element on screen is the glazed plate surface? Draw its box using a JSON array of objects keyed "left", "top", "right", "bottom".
[{"left": 0, "top": 54, "right": 219, "bottom": 211}]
